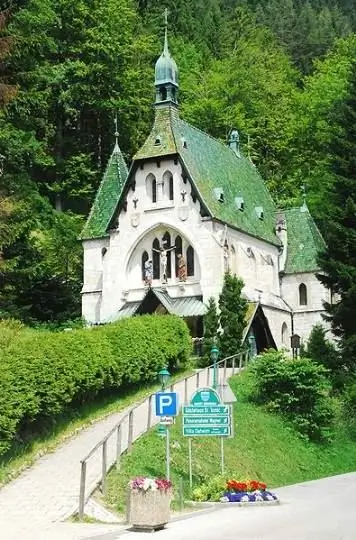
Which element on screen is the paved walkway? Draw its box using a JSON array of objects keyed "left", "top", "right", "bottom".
[{"left": 0, "top": 366, "right": 233, "bottom": 537}]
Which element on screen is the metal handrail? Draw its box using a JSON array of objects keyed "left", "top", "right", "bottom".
[{"left": 78, "top": 349, "right": 249, "bottom": 519}]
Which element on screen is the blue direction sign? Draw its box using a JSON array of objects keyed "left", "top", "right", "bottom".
[{"left": 183, "top": 387, "right": 233, "bottom": 438}]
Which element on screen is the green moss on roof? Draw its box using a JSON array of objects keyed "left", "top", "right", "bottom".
[
  {"left": 135, "top": 105, "right": 279, "bottom": 245},
  {"left": 80, "top": 144, "right": 128, "bottom": 240},
  {"left": 283, "top": 206, "right": 326, "bottom": 274}
]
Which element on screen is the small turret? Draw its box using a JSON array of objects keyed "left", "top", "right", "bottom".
[{"left": 155, "top": 9, "right": 179, "bottom": 106}]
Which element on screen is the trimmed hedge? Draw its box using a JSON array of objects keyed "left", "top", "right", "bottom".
[{"left": 0, "top": 315, "right": 191, "bottom": 456}]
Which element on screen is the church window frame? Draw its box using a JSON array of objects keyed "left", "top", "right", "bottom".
[
  {"left": 152, "top": 238, "right": 160, "bottom": 279},
  {"left": 141, "top": 251, "right": 149, "bottom": 281},
  {"left": 187, "top": 245, "right": 195, "bottom": 277},
  {"left": 145, "top": 173, "right": 157, "bottom": 203},
  {"left": 299, "top": 283, "right": 308, "bottom": 306},
  {"left": 281, "top": 322, "right": 289, "bottom": 347}
]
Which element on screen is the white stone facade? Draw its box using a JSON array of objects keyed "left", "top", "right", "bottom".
[{"left": 82, "top": 155, "right": 329, "bottom": 349}]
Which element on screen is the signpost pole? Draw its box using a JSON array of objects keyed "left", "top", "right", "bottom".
[
  {"left": 188, "top": 438, "right": 193, "bottom": 490},
  {"left": 166, "top": 425, "right": 170, "bottom": 480},
  {"left": 220, "top": 437, "right": 225, "bottom": 474}
]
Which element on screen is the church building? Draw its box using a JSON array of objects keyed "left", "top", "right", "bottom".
[{"left": 80, "top": 28, "right": 330, "bottom": 352}]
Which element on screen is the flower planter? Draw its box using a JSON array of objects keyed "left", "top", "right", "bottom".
[{"left": 127, "top": 488, "right": 172, "bottom": 532}]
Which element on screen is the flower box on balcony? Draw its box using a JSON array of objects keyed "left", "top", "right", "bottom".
[{"left": 126, "top": 477, "right": 172, "bottom": 532}]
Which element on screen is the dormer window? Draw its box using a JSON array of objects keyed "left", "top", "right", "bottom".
[
  {"left": 154, "top": 135, "right": 161, "bottom": 146},
  {"left": 255, "top": 206, "right": 264, "bottom": 220},
  {"left": 213, "top": 187, "right": 224, "bottom": 203},
  {"left": 235, "top": 196, "right": 244, "bottom": 211},
  {"left": 181, "top": 137, "right": 187, "bottom": 148}
]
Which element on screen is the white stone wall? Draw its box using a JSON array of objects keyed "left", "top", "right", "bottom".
[
  {"left": 281, "top": 272, "right": 331, "bottom": 343},
  {"left": 82, "top": 156, "right": 327, "bottom": 349},
  {"left": 261, "top": 305, "right": 292, "bottom": 350}
]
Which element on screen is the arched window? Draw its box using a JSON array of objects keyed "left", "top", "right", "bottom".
[
  {"left": 152, "top": 238, "right": 160, "bottom": 279},
  {"left": 299, "top": 283, "right": 307, "bottom": 306},
  {"left": 169, "top": 175, "right": 174, "bottom": 200},
  {"left": 160, "top": 87, "right": 167, "bottom": 101},
  {"left": 187, "top": 245, "right": 195, "bottom": 277},
  {"left": 175, "top": 235, "right": 182, "bottom": 277},
  {"left": 162, "top": 231, "right": 172, "bottom": 278},
  {"left": 152, "top": 178, "right": 157, "bottom": 203},
  {"left": 141, "top": 251, "right": 149, "bottom": 281},
  {"left": 163, "top": 170, "right": 174, "bottom": 201},
  {"left": 146, "top": 174, "right": 157, "bottom": 203},
  {"left": 281, "top": 322, "right": 288, "bottom": 346}
]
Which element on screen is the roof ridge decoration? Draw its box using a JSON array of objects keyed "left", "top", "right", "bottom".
[{"left": 80, "top": 122, "right": 128, "bottom": 240}]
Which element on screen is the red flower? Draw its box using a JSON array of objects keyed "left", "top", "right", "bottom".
[{"left": 258, "top": 482, "right": 267, "bottom": 491}]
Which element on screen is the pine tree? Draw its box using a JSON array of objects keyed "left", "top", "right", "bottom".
[
  {"left": 218, "top": 271, "right": 247, "bottom": 359},
  {"left": 317, "top": 61, "right": 356, "bottom": 373},
  {"left": 202, "top": 297, "right": 219, "bottom": 365},
  {"left": 307, "top": 324, "right": 341, "bottom": 377}
]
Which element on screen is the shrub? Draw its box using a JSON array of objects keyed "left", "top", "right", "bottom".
[
  {"left": 0, "top": 314, "right": 191, "bottom": 455},
  {"left": 343, "top": 381, "right": 356, "bottom": 438},
  {"left": 249, "top": 350, "right": 335, "bottom": 442},
  {"left": 192, "top": 475, "right": 227, "bottom": 502}
]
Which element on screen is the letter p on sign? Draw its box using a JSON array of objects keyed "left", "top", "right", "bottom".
[{"left": 155, "top": 392, "right": 178, "bottom": 417}]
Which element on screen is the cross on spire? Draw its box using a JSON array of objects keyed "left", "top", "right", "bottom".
[
  {"left": 113, "top": 113, "right": 119, "bottom": 151},
  {"left": 163, "top": 8, "right": 169, "bottom": 54}
]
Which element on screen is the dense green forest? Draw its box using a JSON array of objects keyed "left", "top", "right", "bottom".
[{"left": 0, "top": 0, "right": 355, "bottom": 359}]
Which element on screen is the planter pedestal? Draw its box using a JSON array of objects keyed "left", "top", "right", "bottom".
[{"left": 127, "top": 489, "right": 172, "bottom": 532}]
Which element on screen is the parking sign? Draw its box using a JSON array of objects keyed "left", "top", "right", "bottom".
[{"left": 155, "top": 392, "right": 178, "bottom": 417}]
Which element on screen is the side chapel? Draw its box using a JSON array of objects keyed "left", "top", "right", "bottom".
[{"left": 80, "top": 26, "right": 330, "bottom": 353}]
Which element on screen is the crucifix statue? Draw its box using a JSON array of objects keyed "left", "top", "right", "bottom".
[{"left": 153, "top": 239, "right": 176, "bottom": 284}]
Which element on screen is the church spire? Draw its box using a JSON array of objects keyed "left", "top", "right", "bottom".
[{"left": 154, "top": 9, "right": 179, "bottom": 106}]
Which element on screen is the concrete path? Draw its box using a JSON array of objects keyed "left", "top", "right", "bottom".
[
  {"left": 0, "top": 366, "right": 232, "bottom": 537},
  {"left": 93, "top": 472, "right": 356, "bottom": 540}
]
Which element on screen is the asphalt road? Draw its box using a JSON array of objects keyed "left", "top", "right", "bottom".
[{"left": 89, "top": 472, "right": 356, "bottom": 540}]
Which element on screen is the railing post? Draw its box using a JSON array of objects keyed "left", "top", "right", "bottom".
[
  {"left": 206, "top": 367, "right": 210, "bottom": 386},
  {"left": 196, "top": 371, "right": 200, "bottom": 388},
  {"left": 78, "top": 460, "right": 87, "bottom": 520},
  {"left": 116, "top": 424, "right": 122, "bottom": 470},
  {"left": 232, "top": 356, "right": 236, "bottom": 376},
  {"left": 128, "top": 410, "right": 134, "bottom": 451},
  {"left": 223, "top": 359, "right": 227, "bottom": 381},
  {"left": 239, "top": 353, "right": 243, "bottom": 371},
  {"left": 102, "top": 440, "right": 108, "bottom": 497},
  {"left": 184, "top": 377, "right": 188, "bottom": 404},
  {"left": 147, "top": 394, "right": 152, "bottom": 431}
]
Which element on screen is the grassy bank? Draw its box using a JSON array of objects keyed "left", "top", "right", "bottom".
[
  {"left": 102, "top": 373, "right": 356, "bottom": 515},
  {"left": 0, "top": 367, "right": 193, "bottom": 487}
]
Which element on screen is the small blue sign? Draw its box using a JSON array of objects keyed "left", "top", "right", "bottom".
[{"left": 155, "top": 392, "right": 178, "bottom": 417}]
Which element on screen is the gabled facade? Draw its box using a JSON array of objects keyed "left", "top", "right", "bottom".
[{"left": 80, "top": 31, "right": 330, "bottom": 350}]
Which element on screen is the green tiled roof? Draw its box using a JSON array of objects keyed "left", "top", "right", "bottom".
[
  {"left": 283, "top": 205, "right": 325, "bottom": 274},
  {"left": 135, "top": 105, "right": 279, "bottom": 246},
  {"left": 80, "top": 143, "right": 128, "bottom": 240}
]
